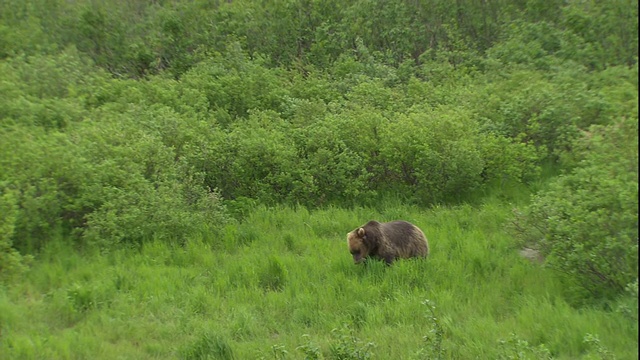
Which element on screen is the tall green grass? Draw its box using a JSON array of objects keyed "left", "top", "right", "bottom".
[{"left": 1, "top": 200, "right": 636, "bottom": 359}]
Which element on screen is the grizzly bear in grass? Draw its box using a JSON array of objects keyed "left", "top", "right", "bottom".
[{"left": 347, "top": 220, "right": 429, "bottom": 265}]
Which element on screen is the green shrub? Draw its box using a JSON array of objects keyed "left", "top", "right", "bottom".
[
  {"left": 294, "top": 116, "right": 373, "bottom": 206},
  {"left": 0, "top": 188, "right": 28, "bottom": 282},
  {"left": 328, "top": 324, "right": 375, "bottom": 360},
  {"left": 378, "top": 106, "right": 485, "bottom": 204},
  {"left": 201, "top": 112, "right": 300, "bottom": 205},
  {"left": 415, "top": 300, "right": 445, "bottom": 360},
  {"left": 0, "top": 127, "right": 88, "bottom": 251},
  {"left": 478, "top": 134, "right": 542, "bottom": 185},
  {"left": 497, "top": 333, "right": 553, "bottom": 360},
  {"left": 514, "top": 117, "right": 638, "bottom": 298},
  {"left": 179, "top": 48, "right": 290, "bottom": 121},
  {"left": 297, "top": 335, "right": 323, "bottom": 360},
  {"left": 73, "top": 108, "right": 229, "bottom": 247},
  {"left": 0, "top": 103, "right": 229, "bottom": 251}
]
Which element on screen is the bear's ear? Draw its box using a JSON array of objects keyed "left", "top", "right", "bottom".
[{"left": 357, "top": 228, "right": 365, "bottom": 237}]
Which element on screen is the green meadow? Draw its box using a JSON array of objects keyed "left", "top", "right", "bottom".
[{"left": 2, "top": 196, "right": 637, "bottom": 359}]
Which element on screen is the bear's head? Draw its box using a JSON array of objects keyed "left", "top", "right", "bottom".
[{"left": 347, "top": 228, "right": 369, "bottom": 264}]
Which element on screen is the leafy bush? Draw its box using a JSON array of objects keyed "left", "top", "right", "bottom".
[
  {"left": 471, "top": 64, "right": 637, "bottom": 162},
  {"left": 0, "top": 103, "right": 229, "bottom": 251},
  {"left": 329, "top": 324, "right": 375, "bottom": 360},
  {"left": 378, "top": 106, "right": 485, "bottom": 204},
  {"left": 199, "top": 112, "right": 301, "bottom": 205},
  {"left": 514, "top": 117, "right": 638, "bottom": 298},
  {"left": 0, "top": 127, "right": 88, "bottom": 251},
  {"left": 0, "top": 188, "right": 28, "bottom": 282},
  {"left": 297, "top": 335, "right": 323, "bottom": 360},
  {"left": 0, "top": 49, "right": 104, "bottom": 129},
  {"left": 497, "top": 333, "right": 553, "bottom": 360},
  {"left": 415, "top": 300, "right": 445, "bottom": 359},
  {"left": 294, "top": 115, "right": 373, "bottom": 206},
  {"left": 72, "top": 107, "right": 229, "bottom": 247},
  {"left": 179, "top": 48, "right": 291, "bottom": 121},
  {"left": 478, "top": 134, "right": 541, "bottom": 185}
]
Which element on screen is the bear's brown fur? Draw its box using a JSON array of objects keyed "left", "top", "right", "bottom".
[{"left": 347, "top": 220, "right": 429, "bottom": 265}]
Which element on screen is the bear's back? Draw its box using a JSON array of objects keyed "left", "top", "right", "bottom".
[{"left": 380, "top": 221, "right": 429, "bottom": 257}]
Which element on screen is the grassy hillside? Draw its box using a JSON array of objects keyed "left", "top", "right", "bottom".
[{"left": 1, "top": 196, "right": 636, "bottom": 359}]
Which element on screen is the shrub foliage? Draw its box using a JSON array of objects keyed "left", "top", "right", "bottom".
[{"left": 515, "top": 117, "right": 638, "bottom": 298}]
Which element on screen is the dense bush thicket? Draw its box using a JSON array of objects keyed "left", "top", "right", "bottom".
[
  {"left": 514, "top": 117, "right": 638, "bottom": 298},
  {"left": 0, "top": 0, "right": 637, "bottom": 298},
  {"left": 2, "top": 0, "right": 636, "bottom": 77}
]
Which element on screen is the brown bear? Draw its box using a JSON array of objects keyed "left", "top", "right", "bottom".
[{"left": 347, "top": 220, "right": 429, "bottom": 265}]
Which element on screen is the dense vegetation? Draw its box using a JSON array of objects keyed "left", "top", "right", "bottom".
[{"left": 0, "top": 0, "right": 637, "bottom": 358}]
